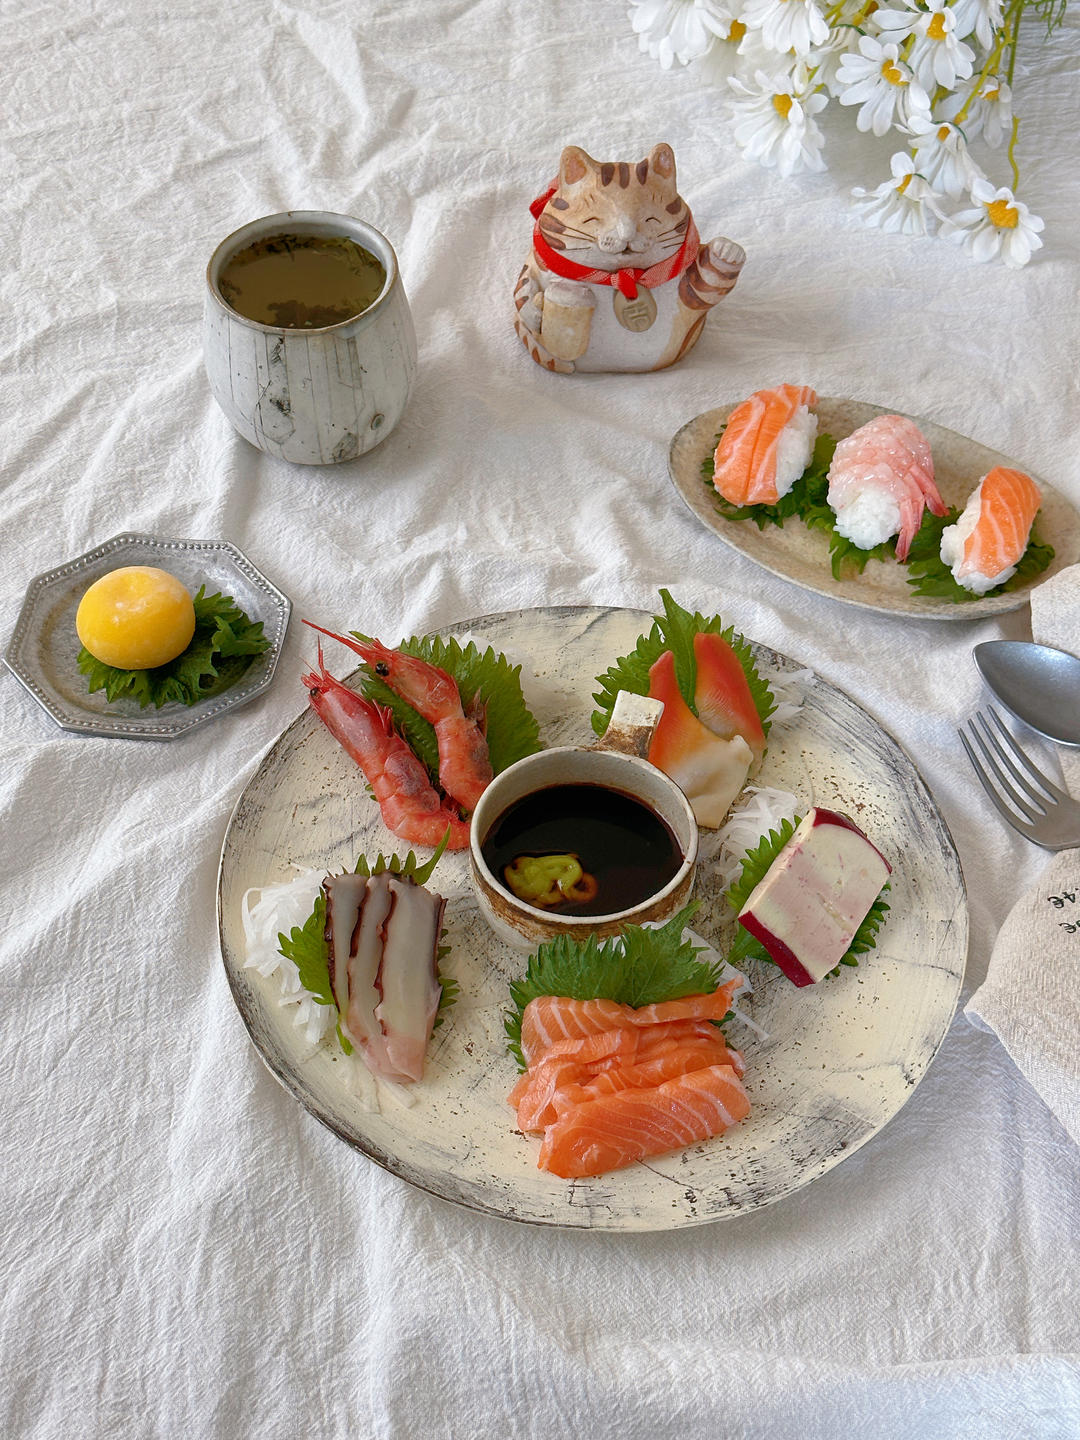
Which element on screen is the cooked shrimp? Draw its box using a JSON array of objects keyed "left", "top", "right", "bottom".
[
  {"left": 303, "top": 622, "right": 493, "bottom": 814},
  {"left": 302, "top": 649, "right": 471, "bottom": 850}
]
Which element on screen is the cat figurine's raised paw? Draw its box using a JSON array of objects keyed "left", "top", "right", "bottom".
[{"left": 514, "top": 143, "right": 745, "bottom": 375}]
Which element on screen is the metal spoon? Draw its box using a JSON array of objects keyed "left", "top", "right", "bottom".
[{"left": 973, "top": 641, "right": 1080, "bottom": 747}]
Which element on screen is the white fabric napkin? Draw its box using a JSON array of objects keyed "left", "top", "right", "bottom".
[{"left": 965, "top": 565, "right": 1080, "bottom": 1144}]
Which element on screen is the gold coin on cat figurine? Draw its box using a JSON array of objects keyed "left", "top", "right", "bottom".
[{"left": 613, "top": 288, "right": 657, "bottom": 332}]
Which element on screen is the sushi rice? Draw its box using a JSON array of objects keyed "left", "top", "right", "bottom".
[{"left": 772, "top": 404, "right": 818, "bottom": 499}]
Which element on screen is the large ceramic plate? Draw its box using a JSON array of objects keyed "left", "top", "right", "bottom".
[
  {"left": 218, "top": 605, "right": 967, "bottom": 1230},
  {"left": 669, "top": 399, "right": 1080, "bottom": 620}
]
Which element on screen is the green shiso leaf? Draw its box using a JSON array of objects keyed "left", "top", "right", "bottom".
[
  {"left": 350, "top": 633, "right": 542, "bottom": 788},
  {"left": 77, "top": 587, "right": 270, "bottom": 710},
  {"left": 504, "top": 900, "right": 732, "bottom": 1071},
  {"left": 905, "top": 509, "right": 1054, "bottom": 601},
  {"left": 276, "top": 833, "right": 455, "bottom": 1055},
  {"left": 723, "top": 818, "right": 890, "bottom": 977},
  {"left": 590, "top": 588, "right": 775, "bottom": 739}
]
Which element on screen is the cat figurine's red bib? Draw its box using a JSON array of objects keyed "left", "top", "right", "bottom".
[{"left": 514, "top": 143, "right": 745, "bottom": 374}]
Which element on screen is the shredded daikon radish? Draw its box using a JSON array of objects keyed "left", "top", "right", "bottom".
[
  {"left": 713, "top": 785, "right": 800, "bottom": 890},
  {"left": 760, "top": 664, "right": 814, "bottom": 730},
  {"left": 241, "top": 871, "right": 334, "bottom": 1044}
]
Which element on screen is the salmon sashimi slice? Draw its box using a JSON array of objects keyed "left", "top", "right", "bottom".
[
  {"left": 537, "top": 1064, "right": 751, "bottom": 1178},
  {"left": 691, "top": 631, "right": 767, "bottom": 771},
  {"left": 516, "top": 1028, "right": 745, "bottom": 1132},
  {"left": 711, "top": 384, "right": 818, "bottom": 507},
  {"left": 940, "top": 466, "right": 1042, "bottom": 593},
  {"left": 647, "top": 650, "right": 753, "bottom": 829},
  {"left": 519, "top": 983, "right": 741, "bottom": 1067}
]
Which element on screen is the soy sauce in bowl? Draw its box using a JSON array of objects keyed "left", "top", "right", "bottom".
[{"left": 480, "top": 782, "right": 683, "bottom": 918}]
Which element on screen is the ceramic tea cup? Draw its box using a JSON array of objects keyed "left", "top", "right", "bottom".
[
  {"left": 469, "top": 694, "right": 698, "bottom": 951},
  {"left": 203, "top": 210, "right": 417, "bottom": 465}
]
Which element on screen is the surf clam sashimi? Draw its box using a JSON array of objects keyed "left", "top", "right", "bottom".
[
  {"left": 646, "top": 631, "right": 767, "bottom": 829},
  {"left": 939, "top": 465, "right": 1042, "bottom": 594},
  {"left": 826, "top": 414, "right": 947, "bottom": 561}
]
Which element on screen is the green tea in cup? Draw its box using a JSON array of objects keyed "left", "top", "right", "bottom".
[{"left": 217, "top": 232, "right": 387, "bottom": 329}]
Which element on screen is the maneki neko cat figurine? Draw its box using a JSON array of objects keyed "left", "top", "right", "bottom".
[{"left": 513, "top": 143, "right": 746, "bottom": 375}]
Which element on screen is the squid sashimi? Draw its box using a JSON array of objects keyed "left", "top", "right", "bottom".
[
  {"left": 826, "top": 414, "right": 947, "bottom": 562},
  {"left": 647, "top": 650, "right": 753, "bottom": 829},
  {"left": 711, "top": 383, "right": 818, "bottom": 507},
  {"left": 691, "top": 631, "right": 766, "bottom": 772},
  {"left": 537, "top": 1064, "right": 751, "bottom": 1179},
  {"left": 519, "top": 982, "right": 741, "bottom": 1066},
  {"left": 939, "top": 466, "right": 1042, "bottom": 594}
]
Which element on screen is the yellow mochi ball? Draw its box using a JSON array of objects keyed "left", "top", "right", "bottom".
[{"left": 76, "top": 566, "right": 197, "bottom": 670}]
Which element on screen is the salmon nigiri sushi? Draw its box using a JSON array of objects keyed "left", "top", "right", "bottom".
[
  {"left": 711, "top": 384, "right": 818, "bottom": 507},
  {"left": 826, "top": 414, "right": 947, "bottom": 562},
  {"left": 939, "top": 466, "right": 1042, "bottom": 594}
]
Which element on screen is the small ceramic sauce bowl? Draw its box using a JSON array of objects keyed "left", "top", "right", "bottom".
[{"left": 469, "top": 698, "right": 698, "bottom": 951}]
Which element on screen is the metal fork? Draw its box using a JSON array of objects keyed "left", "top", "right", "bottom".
[{"left": 959, "top": 707, "right": 1080, "bottom": 850}]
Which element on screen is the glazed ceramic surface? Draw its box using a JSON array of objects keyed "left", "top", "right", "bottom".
[
  {"left": 4, "top": 533, "right": 290, "bottom": 739},
  {"left": 204, "top": 211, "right": 417, "bottom": 465},
  {"left": 669, "top": 398, "right": 1080, "bottom": 620},
  {"left": 217, "top": 605, "right": 967, "bottom": 1230}
]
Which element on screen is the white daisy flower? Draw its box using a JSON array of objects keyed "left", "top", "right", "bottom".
[
  {"left": 939, "top": 179, "right": 1045, "bottom": 267},
  {"left": 904, "top": 113, "right": 981, "bottom": 197},
  {"left": 834, "top": 36, "right": 930, "bottom": 137},
  {"left": 851, "top": 152, "right": 941, "bottom": 235},
  {"left": 698, "top": 18, "right": 789, "bottom": 83},
  {"left": 739, "top": 0, "right": 830, "bottom": 56},
  {"left": 728, "top": 66, "right": 829, "bottom": 176},
  {"left": 630, "top": 0, "right": 739, "bottom": 67},
  {"left": 939, "top": 77, "right": 1014, "bottom": 147},
  {"left": 808, "top": 25, "right": 864, "bottom": 99},
  {"left": 873, "top": 0, "right": 974, "bottom": 91},
  {"left": 948, "top": 0, "right": 1004, "bottom": 48}
]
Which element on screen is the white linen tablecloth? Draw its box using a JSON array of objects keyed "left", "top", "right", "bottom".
[{"left": 3, "top": 2, "right": 1079, "bottom": 1435}]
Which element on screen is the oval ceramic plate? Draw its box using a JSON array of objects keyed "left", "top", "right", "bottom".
[
  {"left": 218, "top": 605, "right": 967, "bottom": 1231},
  {"left": 4, "top": 533, "right": 291, "bottom": 739},
  {"left": 669, "top": 399, "right": 1080, "bottom": 620}
]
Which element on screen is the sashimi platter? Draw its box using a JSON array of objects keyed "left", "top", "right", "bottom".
[
  {"left": 218, "top": 596, "right": 967, "bottom": 1230},
  {"left": 669, "top": 392, "right": 1080, "bottom": 620}
]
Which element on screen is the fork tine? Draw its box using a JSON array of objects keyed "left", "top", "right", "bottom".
[
  {"left": 958, "top": 728, "right": 1040, "bottom": 840},
  {"left": 970, "top": 715, "right": 1050, "bottom": 818},
  {"left": 983, "top": 708, "right": 1068, "bottom": 803}
]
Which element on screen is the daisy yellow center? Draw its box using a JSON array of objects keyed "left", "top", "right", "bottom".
[
  {"left": 727, "top": 17, "right": 746, "bottom": 41},
  {"left": 937, "top": 124, "right": 951, "bottom": 141},
  {"left": 881, "top": 60, "right": 905, "bottom": 85},
  {"left": 927, "top": 12, "right": 947, "bottom": 39},
  {"left": 985, "top": 87, "right": 999, "bottom": 102},
  {"left": 773, "top": 93, "right": 793, "bottom": 118},
  {"left": 986, "top": 198, "right": 1020, "bottom": 229},
  {"left": 897, "top": 173, "right": 912, "bottom": 195}
]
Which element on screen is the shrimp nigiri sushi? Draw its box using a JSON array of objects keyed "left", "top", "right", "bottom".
[
  {"left": 939, "top": 466, "right": 1042, "bottom": 594},
  {"left": 711, "top": 384, "right": 818, "bottom": 507},
  {"left": 826, "top": 414, "right": 947, "bottom": 562}
]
